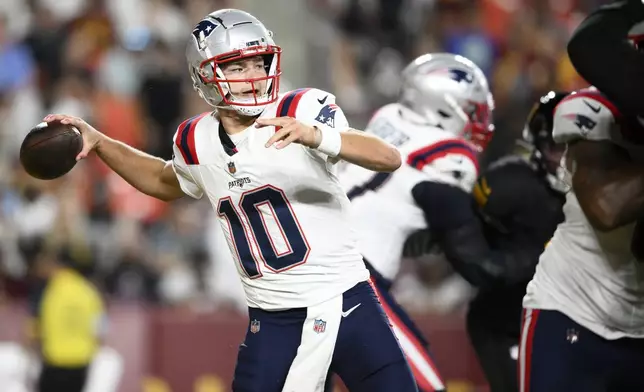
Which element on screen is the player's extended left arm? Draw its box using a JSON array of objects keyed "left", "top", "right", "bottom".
[{"left": 331, "top": 128, "right": 402, "bottom": 172}]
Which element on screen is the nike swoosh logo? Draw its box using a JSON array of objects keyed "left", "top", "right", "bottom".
[
  {"left": 341, "top": 303, "right": 361, "bottom": 318},
  {"left": 584, "top": 100, "right": 601, "bottom": 113},
  {"left": 317, "top": 96, "right": 328, "bottom": 105}
]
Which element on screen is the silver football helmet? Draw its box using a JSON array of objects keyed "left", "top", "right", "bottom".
[
  {"left": 186, "top": 9, "right": 282, "bottom": 116},
  {"left": 399, "top": 53, "right": 495, "bottom": 151}
]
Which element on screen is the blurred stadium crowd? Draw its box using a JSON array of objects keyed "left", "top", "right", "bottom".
[{"left": 0, "top": 0, "right": 603, "bottom": 315}]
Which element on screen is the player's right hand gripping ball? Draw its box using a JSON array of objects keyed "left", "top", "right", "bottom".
[{"left": 20, "top": 120, "right": 83, "bottom": 180}]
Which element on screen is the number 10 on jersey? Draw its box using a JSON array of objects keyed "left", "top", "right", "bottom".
[{"left": 217, "top": 185, "right": 311, "bottom": 278}]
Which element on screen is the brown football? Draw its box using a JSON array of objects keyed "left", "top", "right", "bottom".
[{"left": 19, "top": 120, "right": 83, "bottom": 180}]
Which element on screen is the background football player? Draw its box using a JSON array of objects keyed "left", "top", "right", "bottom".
[
  {"left": 339, "top": 52, "right": 495, "bottom": 392},
  {"left": 519, "top": 85, "right": 644, "bottom": 391},
  {"left": 423, "top": 91, "right": 567, "bottom": 392}
]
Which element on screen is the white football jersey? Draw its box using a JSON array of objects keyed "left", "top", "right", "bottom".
[
  {"left": 339, "top": 103, "right": 480, "bottom": 281},
  {"left": 171, "top": 88, "right": 369, "bottom": 310},
  {"left": 523, "top": 88, "right": 644, "bottom": 339}
]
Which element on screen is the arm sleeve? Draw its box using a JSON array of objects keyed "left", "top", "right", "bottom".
[
  {"left": 171, "top": 131, "right": 203, "bottom": 199},
  {"left": 567, "top": 1, "right": 644, "bottom": 117},
  {"left": 295, "top": 89, "right": 350, "bottom": 164},
  {"left": 411, "top": 180, "right": 542, "bottom": 288}
]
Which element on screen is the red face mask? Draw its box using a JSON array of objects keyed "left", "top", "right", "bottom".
[
  {"left": 463, "top": 100, "right": 494, "bottom": 151},
  {"left": 197, "top": 45, "right": 282, "bottom": 107}
]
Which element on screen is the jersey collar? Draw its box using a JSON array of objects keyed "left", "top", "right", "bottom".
[{"left": 218, "top": 121, "right": 238, "bottom": 156}]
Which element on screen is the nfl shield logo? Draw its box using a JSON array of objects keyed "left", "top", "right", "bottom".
[
  {"left": 228, "top": 161, "right": 236, "bottom": 174},
  {"left": 250, "top": 319, "right": 260, "bottom": 334},
  {"left": 566, "top": 328, "right": 579, "bottom": 344},
  {"left": 313, "top": 319, "right": 326, "bottom": 334}
]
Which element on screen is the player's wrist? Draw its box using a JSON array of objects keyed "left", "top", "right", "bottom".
[
  {"left": 313, "top": 124, "right": 342, "bottom": 157},
  {"left": 312, "top": 125, "right": 322, "bottom": 148},
  {"left": 92, "top": 132, "right": 110, "bottom": 152}
]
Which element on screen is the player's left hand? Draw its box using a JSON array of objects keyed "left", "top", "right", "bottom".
[{"left": 256, "top": 117, "right": 319, "bottom": 150}]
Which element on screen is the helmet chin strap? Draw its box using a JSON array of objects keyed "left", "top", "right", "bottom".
[
  {"left": 222, "top": 91, "right": 272, "bottom": 116},
  {"left": 231, "top": 104, "right": 267, "bottom": 117}
]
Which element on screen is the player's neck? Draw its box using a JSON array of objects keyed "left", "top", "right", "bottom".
[{"left": 217, "top": 108, "right": 259, "bottom": 135}]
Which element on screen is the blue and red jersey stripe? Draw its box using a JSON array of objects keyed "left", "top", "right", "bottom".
[
  {"left": 175, "top": 112, "right": 209, "bottom": 165},
  {"left": 274, "top": 88, "right": 311, "bottom": 130},
  {"left": 407, "top": 139, "right": 479, "bottom": 173}
]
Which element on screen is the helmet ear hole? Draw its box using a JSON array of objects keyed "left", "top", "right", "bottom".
[
  {"left": 191, "top": 67, "right": 206, "bottom": 84},
  {"left": 261, "top": 54, "right": 273, "bottom": 70}
]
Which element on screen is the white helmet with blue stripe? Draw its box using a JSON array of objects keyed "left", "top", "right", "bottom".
[{"left": 400, "top": 53, "right": 495, "bottom": 151}]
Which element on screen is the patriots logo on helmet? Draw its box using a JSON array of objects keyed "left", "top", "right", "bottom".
[
  {"left": 448, "top": 69, "right": 474, "bottom": 84},
  {"left": 563, "top": 113, "right": 597, "bottom": 134},
  {"left": 192, "top": 19, "right": 219, "bottom": 50},
  {"left": 315, "top": 104, "right": 339, "bottom": 128},
  {"left": 427, "top": 68, "right": 474, "bottom": 84}
]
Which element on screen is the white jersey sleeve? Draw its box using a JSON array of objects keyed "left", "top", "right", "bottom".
[
  {"left": 294, "top": 88, "right": 349, "bottom": 130},
  {"left": 553, "top": 88, "right": 621, "bottom": 143},
  {"left": 171, "top": 116, "right": 204, "bottom": 199},
  {"left": 408, "top": 138, "right": 480, "bottom": 193},
  {"left": 288, "top": 88, "right": 350, "bottom": 163},
  {"left": 364, "top": 103, "right": 479, "bottom": 192}
]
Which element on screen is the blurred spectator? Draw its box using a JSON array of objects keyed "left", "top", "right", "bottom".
[
  {"left": 23, "top": 5, "right": 68, "bottom": 106},
  {"left": 0, "top": 16, "right": 36, "bottom": 95},
  {"left": 444, "top": 2, "right": 495, "bottom": 74},
  {"left": 0, "top": 0, "right": 32, "bottom": 42},
  {"left": 38, "top": 0, "right": 88, "bottom": 25},
  {"left": 63, "top": 0, "right": 114, "bottom": 73},
  {"left": 138, "top": 38, "right": 184, "bottom": 159},
  {"left": 27, "top": 245, "right": 106, "bottom": 392},
  {"left": 48, "top": 70, "right": 95, "bottom": 120},
  {"left": 0, "top": 15, "right": 43, "bottom": 168},
  {"left": 104, "top": 245, "right": 160, "bottom": 303}
]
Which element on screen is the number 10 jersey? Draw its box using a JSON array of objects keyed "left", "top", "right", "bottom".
[{"left": 171, "top": 88, "right": 369, "bottom": 310}]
